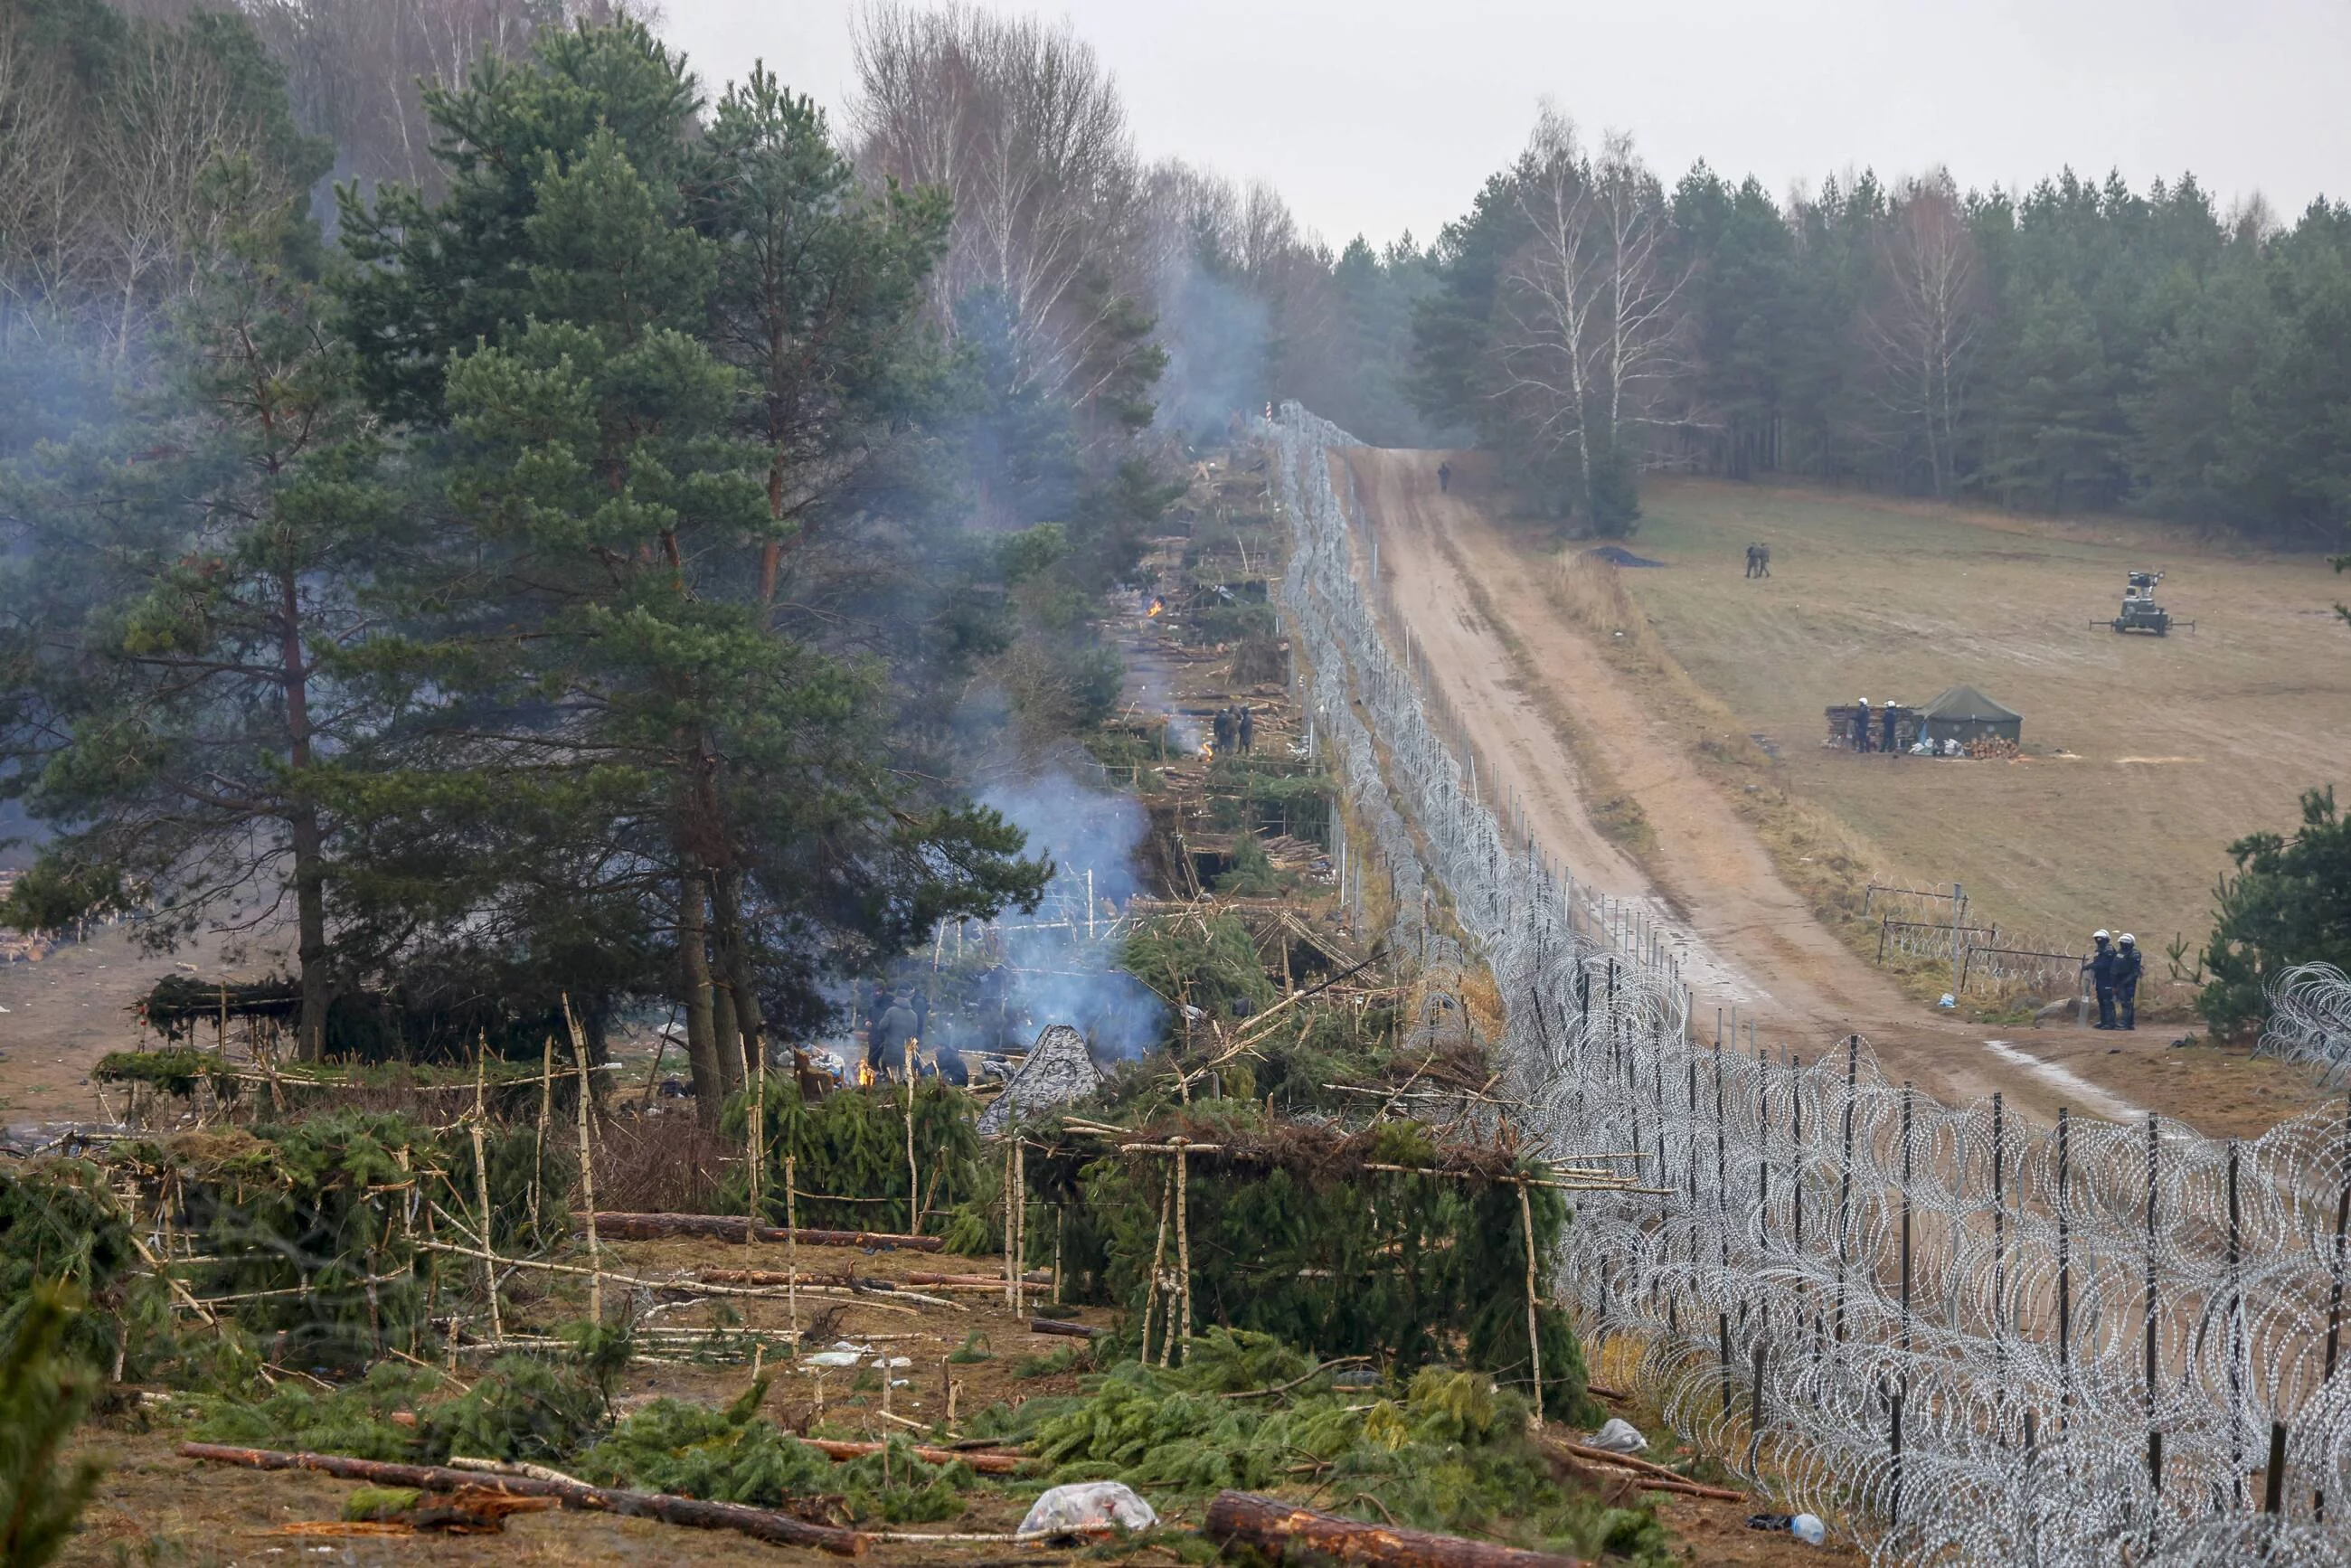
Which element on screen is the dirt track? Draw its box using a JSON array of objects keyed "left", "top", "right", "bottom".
[{"left": 1341, "top": 446, "right": 2306, "bottom": 1131}]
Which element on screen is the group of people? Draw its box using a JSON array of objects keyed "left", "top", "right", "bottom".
[
  {"left": 1211, "top": 704, "right": 1256, "bottom": 756},
  {"left": 1743, "top": 542, "right": 1772, "bottom": 577},
  {"left": 1848, "top": 696, "right": 1903, "bottom": 753},
  {"left": 2082, "top": 930, "right": 2144, "bottom": 1030},
  {"left": 862, "top": 985, "right": 971, "bottom": 1084}
]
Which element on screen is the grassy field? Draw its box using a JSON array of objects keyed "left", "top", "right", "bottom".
[{"left": 1605, "top": 478, "right": 2351, "bottom": 982}]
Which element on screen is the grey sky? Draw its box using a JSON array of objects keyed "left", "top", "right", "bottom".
[{"left": 662, "top": 0, "right": 2351, "bottom": 247}]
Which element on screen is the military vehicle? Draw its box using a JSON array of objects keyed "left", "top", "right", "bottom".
[{"left": 2101, "top": 570, "right": 2189, "bottom": 636}]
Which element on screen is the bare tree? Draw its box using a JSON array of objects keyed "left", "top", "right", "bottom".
[
  {"left": 88, "top": 32, "right": 269, "bottom": 356},
  {"left": 0, "top": 9, "right": 79, "bottom": 347},
  {"left": 1864, "top": 170, "right": 1983, "bottom": 497},
  {"left": 1491, "top": 110, "right": 1687, "bottom": 526},
  {"left": 849, "top": 2, "right": 1143, "bottom": 399}
]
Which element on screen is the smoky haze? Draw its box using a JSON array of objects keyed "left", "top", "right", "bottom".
[{"left": 663, "top": 0, "right": 2351, "bottom": 252}]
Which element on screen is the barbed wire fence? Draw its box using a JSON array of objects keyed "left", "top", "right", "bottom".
[{"left": 1267, "top": 404, "right": 2351, "bottom": 1565}]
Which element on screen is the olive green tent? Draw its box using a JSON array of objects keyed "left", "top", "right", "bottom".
[{"left": 1917, "top": 685, "right": 2022, "bottom": 747}]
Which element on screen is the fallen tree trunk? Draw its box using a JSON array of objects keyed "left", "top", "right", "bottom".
[
  {"left": 1542, "top": 1440, "right": 1745, "bottom": 1502},
  {"left": 797, "top": 1439, "right": 1022, "bottom": 1475},
  {"left": 587, "top": 1213, "right": 943, "bottom": 1252},
  {"left": 910, "top": 1270, "right": 1050, "bottom": 1287},
  {"left": 1206, "top": 1490, "right": 1584, "bottom": 1567},
  {"left": 1026, "top": 1317, "right": 1101, "bottom": 1338},
  {"left": 177, "top": 1443, "right": 865, "bottom": 1555}
]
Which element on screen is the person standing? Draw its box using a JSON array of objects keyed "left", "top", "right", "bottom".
[
  {"left": 1854, "top": 696, "right": 1871, "bottom": 752},
  {"left": 1212, "top": 706, "right": 1233, "bottom": 755},
  {"left": 1237, "top": 704, "right": 1255, "bottom": 754},
  {"left": 1438, "top": 460, "right": 1452, "bottom": 494},
  {"left": 2082, "top": 930, "right": 2119, "bottom": 1029},
  {"left": 2112, "top": 934, "right": 2142, "bottom": 1031},
  {"left": 868, "top": 990, "right": 919, "bottom": 1080},
  {"left": 1881, "top": 702, "right": 1899, "bottom": 755}
]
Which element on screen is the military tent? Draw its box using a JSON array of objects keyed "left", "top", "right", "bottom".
[{"left": 1916, "top": 685, "right": 2022, "bottom": 747}]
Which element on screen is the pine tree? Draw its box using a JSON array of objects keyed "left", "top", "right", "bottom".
[{"left": 0, "top": 194, "right": 396, "bottom": 1057}]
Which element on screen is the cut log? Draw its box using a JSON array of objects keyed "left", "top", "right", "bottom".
[
  {"left": 797, "top": 1439, "right": 1022, "bottom": 1475},
  {"left": 176, "top": 1443, "right": 865, "bottom": 1555},
  {"left": 693, "top": 1269, "right": 1037, "bottom": 1296},
  {"left": 908, "top": 1271, "right": 1051, "bottom": 1287},
  {"left": 1206, "top": 1490, "right": 1584, "bottom": 1567},
  {"left": 586, "top": 1214, "right": 943, "bottom": 1252},
  {"left": 1542, "top": 1439, "right": 1744, "bottom": 1500},
  {"left": 1025, "top": 1318, "right": 1101, "bottom": 1338}
]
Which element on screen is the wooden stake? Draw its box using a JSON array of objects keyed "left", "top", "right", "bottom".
[
  {"left": 1175, "top": 1137, "right": 1192, "bottom": 1363},
  {"left": 530, "top": 1034, "right": 552, "bottom": 1244},
  {"left": 786, "top": 1153, "right": 799, "bottom": 1337},
  {"left": 563, "top": 995, "right": 602, "bottom": 1326},
  {"left": 904, "top": 1039, "right": 921, "bottom": 1235},
  {"left": 469, "top": 1041, "right": 502, "bottom": 1345},
  {"left": 1517, "top": 1178, "right": 1543, "bottom": 1424},
  {"left": 1142, "top": 1168, "right": 1174, "bottom": 1365}
]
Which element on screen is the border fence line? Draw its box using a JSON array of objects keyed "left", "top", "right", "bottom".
[{"left": 1268, "top": 404, "right": 2351, "bottom": 1565}]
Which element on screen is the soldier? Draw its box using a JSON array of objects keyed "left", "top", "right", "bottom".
[
  {"left": 2082, "top": 930, "right": 2119, "bottom": 1029},
  {"left": 2112, "top": 934, "right": 2143, "bottom": 1031},
  {"left": 1854, "top": 696, "right": 1871, "bottom": 751},
  {"left": 1438, "top": 460, "right": 1452, "bottom": 494},
  {"left": 1237, "top": 704, "right": 1255, "bottom": 754},
  {"left": 1881, "top": 702, "right": 1899, "bottom": 755}
]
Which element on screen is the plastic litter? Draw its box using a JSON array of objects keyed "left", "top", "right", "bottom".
[
  {"left": 1791, "top": 1513, "right": 1825, "bottom": 1545},
  {"left": 1585, "top": 1417, "right": 1649, "bottom": 1454},
  {"left": 1017, "top": 1481, "right": 1158, "bottom": 1537},
  {"left": 1937, "top": 992, "right": 1958, "bottom": 1009},
  {"left": 803, "top": 1350, "right": 861, "bottom": 1367},
  {"left": 1746, "top": 1513, "right": 1793, "bottom": 1533}
]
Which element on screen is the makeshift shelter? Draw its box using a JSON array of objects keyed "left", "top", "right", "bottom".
[
  {"left": 1916, "top": 685, "right": 2023, "bottom": 748},
  {"left": 978, "top": 1024, "right": 1101, "bottom": 1135}
]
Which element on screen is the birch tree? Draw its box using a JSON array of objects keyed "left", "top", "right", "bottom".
[{"left": 1865, "top": 170, "right": 1984, "bottom": 496}]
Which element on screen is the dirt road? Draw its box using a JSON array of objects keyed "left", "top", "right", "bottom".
[{"left": 1341, "top": 447, "right": 2306, "bottom": 1131}]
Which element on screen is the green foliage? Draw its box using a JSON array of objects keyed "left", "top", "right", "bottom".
[
  {"left": 1018, "top": 1332, "right": 1666, "bottom": 1562},
  {"left": 188, "top": 1361, "right": 439, "bottom": 1462},
  {"left": 578, "top": 1381, "right": 977, "bottom": 1522},
  {"left": 1119, "top": 913, "right": 1275, "bottom": 1045},
  {"left": 945, "top": 1332, "right": 994, "bottom": 1365},
  {"left": 737, "top": 1078, "right": 986, "bottom": 1234},
  {"left": 92, "top": 1052, "right": 231, "bottom": 1100},
  {"left": 1213, "top": 838, "right": 1289, "bottom": 898},
  {"left": 0, "top": 1163, "right": 155, "bottom": 1379},
  {"left": 2199, "top": 787, "right": 2351, "bottom": 1036},
  {"left": 342, "top": 1487, "right": 422, "bottom": 1523},
  {"left": 0, "top": 1285, "right": 107, "bottom": 1568},
  {"left": 1073, "top": 1124, "right": 1592, "bottom": 1417}
]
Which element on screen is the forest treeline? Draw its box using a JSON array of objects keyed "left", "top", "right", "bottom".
[{"left": 0, "top": 0, "right": 1197, "bottom": 1108}]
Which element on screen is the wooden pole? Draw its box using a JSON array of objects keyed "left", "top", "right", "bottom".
[
  {"left": 530, "top": 1034, "right": 553, "bottom": 1244},
  {"left": 1142, "top": 1167, "right": 1173, "bottom": 1365},
  {"left": 904, "top": 1039, "right": 921, "bottom": 1235},
  {"left": 562, "top": 995, "right": 602, "bottom": 1326},
  {"left": 1517, "top": 1178, "right": 1544, "bottom": 1424},
  {"left": 469, "top": 1041, "right": 502, "bottom": 1345},
  {"left": 785, "top": 1153, "right": 798, "bottom": 1337},
  {"left": 1174, "top": 1137, "right": 1192, "bottom": 1363}
]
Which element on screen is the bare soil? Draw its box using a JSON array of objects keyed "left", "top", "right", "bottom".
[{"left": 1342, "top": 447, "right": 2325, "bottom": 1134}]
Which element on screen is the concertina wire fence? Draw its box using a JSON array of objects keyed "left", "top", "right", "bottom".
[{"left": 1265, "top": 402, "right": 2351, "bottom": 1565}]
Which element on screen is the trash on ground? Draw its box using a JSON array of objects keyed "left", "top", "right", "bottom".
[
  {"left": 1018, "top": 1480, "right": 1158, "bottom": 1536},
  {"left": 1586, "top": 1416, "right": 1649, "bottom": 1454}
]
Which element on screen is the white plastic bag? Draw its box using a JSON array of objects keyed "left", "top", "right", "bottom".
[
  {"left": 1791, "top": 1513, "right": 1825, "bottom": 1544},
  {"left": 1017, "top": 1480, "right": 1158, "bottom": 1536},
  {"left": 1585, "top": 1417, "right": 1648, "bottom": 1454}
]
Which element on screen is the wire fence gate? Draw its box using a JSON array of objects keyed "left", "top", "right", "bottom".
[{"left": 1267, "top": 404, "right": 2351, "bottom": 1566}]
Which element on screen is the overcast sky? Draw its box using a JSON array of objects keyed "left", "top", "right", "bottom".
[{"left": 660, "top": 0, "right": 2351, "bottom": 248}]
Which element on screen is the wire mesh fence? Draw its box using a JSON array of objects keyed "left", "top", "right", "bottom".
[{"left": 1269, "top": 404, "right": 2351, "bottom": 1565}]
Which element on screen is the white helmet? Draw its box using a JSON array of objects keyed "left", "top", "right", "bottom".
[
  {"left": 2093, "top": 929, "right": 2110, "bottom": 941},
  {"left": 2120, "top": 933, "right": 2136, "bottom": 947}
]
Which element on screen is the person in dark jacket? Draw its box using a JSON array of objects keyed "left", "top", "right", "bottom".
[
  {"left": 1438, "top": 460, "right": 1452, "bottom": 494},
  {"left": 1853, "top": 697, "right": 1871, "bottom": 751},
  {"left": 867, "top": 990, "right": 918, "bottom": 1078},
  {"left": 1237, "top": 704, "right": 1255, "bottom": 754},
  {"left": 2112, "top": 933, "right": 2143, "bottom": 1031},
  {"left": 1881, "top": 702, "right": 1899, "bottom": 755},
  {"left": 1212, "top": 706, "right": 1234, "bottom": 754},
  {"left": 2082, "top": 930, "right": 2119, "bottom": 1028}
]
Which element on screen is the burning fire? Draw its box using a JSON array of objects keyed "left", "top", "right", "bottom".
[
  {"left": 1146, "top": 597, "right": 1164, "bottom": 618},
  {"left": 856, "top": 1059, "right": 875, "bottom": 1087}
]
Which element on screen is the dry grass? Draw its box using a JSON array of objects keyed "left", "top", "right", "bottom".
[{"left": 1595, "top": 477, "right": 2351, "bottom": 1017}]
